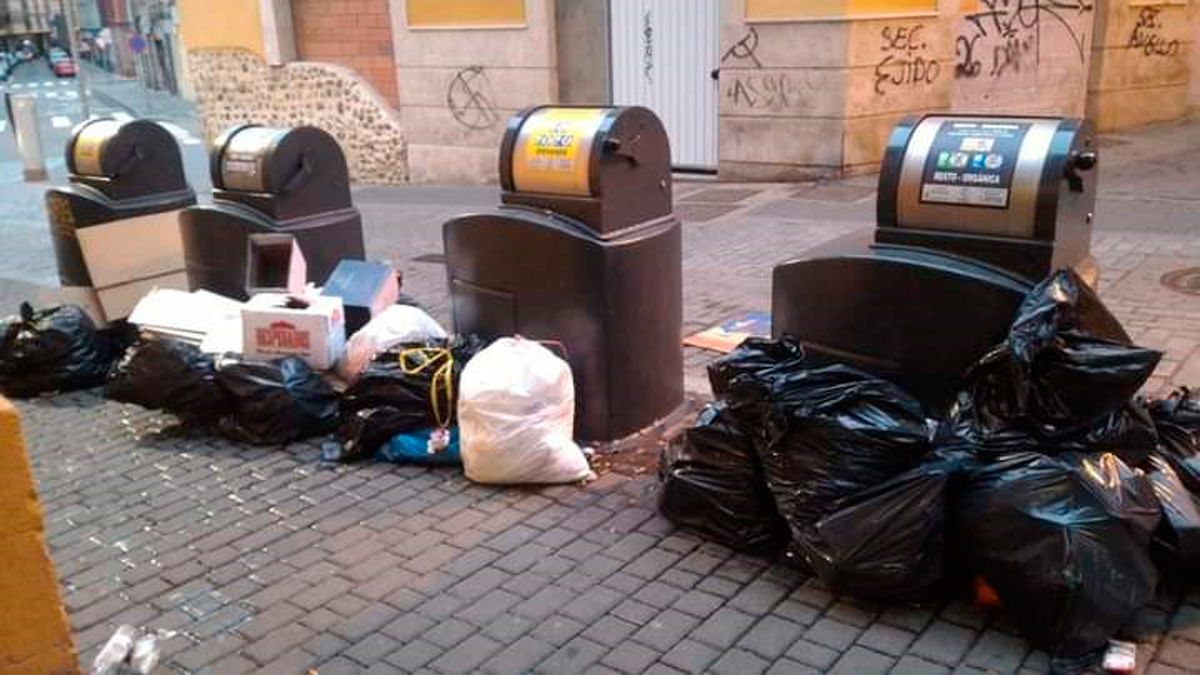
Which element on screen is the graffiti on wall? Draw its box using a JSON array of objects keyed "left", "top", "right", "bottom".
[
  {"left": 955, "top": 0, "right": 1094, "bottom": 80},
  {"left": 642, "top": 10, "right": 655, "bottom": 83},
  {"left": 875, "top": 24, "right": 941, "bottom": 95},
  {"left": 1127, "top": 7, "right": 1181, "bottom": 58},
  {"left": 725, "top": 72, "right": 814, "bottom": 110},
  {"left": 722, "top": 27, "right": 763, "bottom": 69},
  {"left": 447, "top": 66, "right": 499, "bottom": 129}
]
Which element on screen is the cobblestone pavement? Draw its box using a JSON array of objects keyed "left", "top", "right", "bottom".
[{"left": 11, "top": 117, "right": 1200, "bottom": 674}]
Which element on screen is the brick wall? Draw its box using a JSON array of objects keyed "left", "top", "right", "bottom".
[{"left": 292, "top": 0, "right": 399, "bottom": 107}]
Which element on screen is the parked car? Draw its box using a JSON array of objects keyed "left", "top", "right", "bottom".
[
  {"left": 52, "top": 57, "right": 77, "bottom": 78},
  {"left": 48, "top": 48, "right": 69, "bottom": 64}
]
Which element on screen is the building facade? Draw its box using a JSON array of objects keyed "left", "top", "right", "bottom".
[
  {"left": 178, "top": 0, "right": 1200, "bottom": 185},
  {"left": 0, "top": 0, "right": 55, "bottom": 52}
]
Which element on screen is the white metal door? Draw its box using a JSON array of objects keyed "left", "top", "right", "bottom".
[{"left": 610, "top": 0, "right": 720, "bottom": 170}]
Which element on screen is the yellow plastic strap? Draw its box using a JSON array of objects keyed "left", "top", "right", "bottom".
[{"left": 398, "top": 347, "right": 454, "bottom": 428}]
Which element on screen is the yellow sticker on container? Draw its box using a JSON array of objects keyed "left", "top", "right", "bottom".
[
  {"left": 512, "top": 108, "right": 608, "bottom": 197},
  {"left": 72, "top": 119, "right": 123, "bottom": 177}
]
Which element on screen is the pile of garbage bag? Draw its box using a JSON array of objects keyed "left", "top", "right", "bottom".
[
  {"left": 335, "top": 335, "right": 484, "bottom": 463},
  {"left": 660, "top": 270, "right": 1198, "bottom": 669},
  {"left": 0, "top": 303, "right": 113, "bottom": 397}
]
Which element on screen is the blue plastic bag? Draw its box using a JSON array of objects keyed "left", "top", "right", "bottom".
[{"left": 379, "top": 427, "right": 461, "bottom": 466}]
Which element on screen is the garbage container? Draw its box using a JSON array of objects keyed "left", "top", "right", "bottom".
[
  {"left": 44, "top": 117, "right": 196, "bottom": 322},
  {"left": 876, "top": 114, "right": 1098, "bottom": 281},
  {"left": 179, "top": 124, "right": 365, "bottom": 299},
  {"left": 444, "top": 106, "right": 683, "bottom": 443}
]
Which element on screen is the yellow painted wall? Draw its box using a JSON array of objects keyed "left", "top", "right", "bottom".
[
  {"left": 0, "top": 397, "right": 77, "bottom": 674},
  {"left": 178, "top": 0, "right": 265, "bottom": 57},
  {"left": 406, "top": 0, "right": 526, "bottom": 28},
  {"left": 746, "top": 0, "right": 938, "bottom": 21}
]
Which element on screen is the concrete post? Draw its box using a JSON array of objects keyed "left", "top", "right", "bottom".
[{"left": 11, "top": 95, "right": 48, "bottom": 182}]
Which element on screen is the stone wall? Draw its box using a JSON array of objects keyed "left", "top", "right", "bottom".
[
  {"left": 188, "top": 48, "right": 408, "bottom": 185},
  {"left": 293, "top": 0, "right": 399, "bottom": 106},
  {"left": 386, "top": 0, "right": 558, "bottom": 183},
  {"left": 1088, "top": 1, "right": 1195, "bottom": 131}
]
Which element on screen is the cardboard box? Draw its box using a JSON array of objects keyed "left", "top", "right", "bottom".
[
  {"left": 75, "top": 209, "right": 188, "bottom": 321},
  {"left": 241, "top": 293, "right": 346, "bottom": 370},
  {"left": 246, "top": 233, "right": 307, "bottom": 297},
  {"left": 321, "top": 260, "right": 400, "bottom": 334}
]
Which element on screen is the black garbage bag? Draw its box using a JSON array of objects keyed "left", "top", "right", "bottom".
[
  {"left": 1144, "top": 453, "right": 1200, "bottom": 569},
  {"left": 105, "top": 338, "right": 230, "bottom": 423},
  {"left": 804, "top": 450, "right": 971, "bottom": 601},
  {"left": 1148, "top": 388, "right": 1200, "bottom": 494},
  {"left": 658, "top": 403, "right": 788, "bottom": 557},
  {"left": 707, "top": 336, "right": 806, "bottom": 398},
  {"left": 956, "top": 270, "right": 1161, "bottom": 441},
  {"left": 216, "top": 356, "right": 339, "bottom": 445},
  {"left": 954, "top": 451, "right": 1161, "bottom": 665},
  {"left": 337, "top": 335, "right": 485, "bottom": 461},
  {"left": 739, "top": 363, "right": 934, "bottom": 569},
  {"left": 0, "top": 303, "right": 111, "bottom": 397}
]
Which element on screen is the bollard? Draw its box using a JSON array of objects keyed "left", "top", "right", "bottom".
[{"left": 11, "top": 94, "right": 48, "bottom": 182}]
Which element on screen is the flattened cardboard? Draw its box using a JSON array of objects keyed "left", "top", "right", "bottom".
[{"left": 75, "top": 209, "right": 187, "bottom": 320}]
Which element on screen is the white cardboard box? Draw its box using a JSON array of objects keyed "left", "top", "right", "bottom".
[
  {"left": 75, "top": 209, "right": 188, "bottom": 321},
  {"left": 241, "top": 293, "right": 346, "bottom": 370}
]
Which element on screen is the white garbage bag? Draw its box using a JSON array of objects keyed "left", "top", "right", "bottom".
[
  {"left": 336, "top": 304, "right": 448, "bottom": 382},
  {"left": 459, "top": 337, "right": 594, "bottom": 484}
]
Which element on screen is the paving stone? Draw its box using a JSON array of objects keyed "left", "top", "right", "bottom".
[
  {"left": 829, "top": 645, "right": 895, "bottom": 674},
  {"left": 484, "top": 636, "right": 557, "bottom": 675},
  {"left": 636, "top": 581, "right": 684, "bottom": 609},
  {"left": 690, "top": 606, "right": 758, "bottom": 649},
  {"left": 561, "top": 585, "right": 624, "bottom": 623},
  {"left": 856, "top": 622, "right": 917, "bottom": 657},
  {"left": 600, "top": 641, "right": 660, "bottom": 674},
  {"left": 727, "top": 578, "right": 790, "bottom": 614},
  {"left": 171, "top": 634, "right": 246, "bottom": 672},
  {"left": 910, "top": 620, "right": 977, "bottom": 666},
  {"left": 507, "top": 579, "right": 570, "bottom": 616},
  {"left": 316, "top": 655, "right": 366, "bottom": 675},
  {"left": 803, "top": 617, "right": 861, "bottom": 651},
  {"left": 483, "top": 613, "right": 538, "bottom": 645},
  {"left": 381, "top": 610, "right": 434, "bottom": 638},
  {"left": 770, "top": 599, "right": 819, "bottom": 627},
  {"left": 1157, "top": 638, "right": 1200, "bottom": 669},
  {"left": 384, "top": 639, "right": 442, "bottom": 671},
  {"left": 458, "top": 588, "right": 522, "bottom": 626},
  {"left": 891, "top": 654, "right": 953, "bottom": 675},
  {"left": 536, "top": 636, "right": 607, "bottom": 675},
  {"left": 243, "top": 623, "right": 315, "bottom": 665},
  {"left": 764, "top": 658, "right": 822, "bottom": 675},
  {"left": 631, "top": 609, "right": 702, "bottom": 652},
  {"left": 345, "top": 633, "right": 400, "bottom": 666},
  {"left": 879, "top": 605, "right": 935, "bottom": 633},
  {"left": 425, "top": 617, "right": 476, "bottom": 650},
  {"left": 672, "top": 589, "right": 725, "bottom": 618},
  {"left": 533, "top": 614, "right": 587, "bottom": 646},
  {"left": 963, "top": 629, "right": 1028, "bottom": 672},
  {"left": 785, "top": 638, "right": 842, "bottom": 670},
  {"left": 738, "top": 615, "right": 806, "bottom": 659},
  {"left": 334, "top": 602, "right": 399, "bottom": 642},
  {"left": 825, "top": 599, "right": 878, "bottom": 627},
  {"left": 256, "top": 647, "right": 320, "bottom": 675},
  {"left": 428, "top": 634, "right": 502, "bottom": 673},
  {"left": 304, "top": 633, "right": 351, "bottom": 661},
  {"left": 582, "top": 615, "right": 639, "bottom": 648}
]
